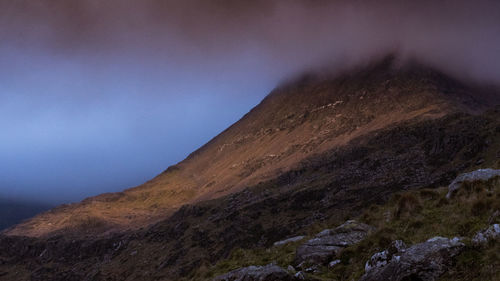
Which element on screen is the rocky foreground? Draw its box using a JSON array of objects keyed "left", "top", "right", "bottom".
[{"left": 210, "top": 170, "right": 500, "bottom": 281}]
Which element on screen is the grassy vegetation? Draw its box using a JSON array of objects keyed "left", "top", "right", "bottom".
[
  {"left": 188, "top": 176, "right": 500, "bottom": 281},
  {"left": 185, "top": 242, "right": 300, "bottom": 281}
]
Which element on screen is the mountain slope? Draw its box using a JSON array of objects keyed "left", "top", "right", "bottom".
[
  {"left": 0, "top": 58, "right": 499, "bottom": 280},
  {"left": 5, "top": 57, "right": 498, "bottom": 238},
  {"left": 0, "top": 106, "right": 499, "bottom": 281}
]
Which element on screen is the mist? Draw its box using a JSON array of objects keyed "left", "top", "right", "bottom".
[{"left": 1, "top": 0, "right": 499, "bottom": 204}]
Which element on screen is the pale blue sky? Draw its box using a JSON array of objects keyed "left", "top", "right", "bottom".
[{"left": 0, "top": 47, "right": 274, "bottom": 203}]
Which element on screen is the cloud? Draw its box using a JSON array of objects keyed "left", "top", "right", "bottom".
[{"left": 2, "top": 0, "right": 500, "bottom": 84}]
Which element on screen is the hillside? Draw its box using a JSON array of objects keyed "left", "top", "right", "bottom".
[
  {"left": 5, "top": 57, "right": 498, "bottom": 238},
  {"left": 0, "top": 105, "right": 499, "bottom": 281},
  {"left": 197, "top": 172, "right": 500, "bottom": 281},
  {"left": 0, "top": 58, "right": 499, "bottom": 280}
]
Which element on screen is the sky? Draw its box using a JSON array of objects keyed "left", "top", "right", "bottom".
[{"left": 1, "top": 0, "right": 500, "bottom": 204}]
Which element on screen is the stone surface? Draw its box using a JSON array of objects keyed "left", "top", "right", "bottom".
[
  {"left": 446, "top": 169, "right": 500, "bottom": 198},
  {"left": 213, "top": 264, "right": 295, "bottom": 281},
  {"left": 364, "top": 240, "right": 407, "bottom": 272},
  {"left": 304, "top": 265, "right": 319, "bottom": 273},
  {"left": 472, "top": 224, "right": 500, "bottom": 245},
  {"left": 295, "top": 220, "right": 374, "bottom": 266},
  {"left": 294, "top": 271, "right": 305, "bottom": 280},
  {"left": 274, "top": 236, "right": 306, "bottom": 247},
  {"left": 328, "top": 259, "right": 341, "bottom": 268},
  {"left": 360, "top": 237, "right": 464, "bottom": 281}
]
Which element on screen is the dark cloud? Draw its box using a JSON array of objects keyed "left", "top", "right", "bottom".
[{"left": 2, "top": 0, "right": 500, "bottom": 83}]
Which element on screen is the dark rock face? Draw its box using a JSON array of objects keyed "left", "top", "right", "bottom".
[
  {"left": 360, "top": 237, "right": 465, "bottom": 281},
  {"left": 295, "top": 220, "right": 374, "bottom": 266},
  {"left": 212, "top": 264, "right": 295, "bottom": 281},
  {"left": 446, "top": 169, "right": 500, "bottom": 198}
]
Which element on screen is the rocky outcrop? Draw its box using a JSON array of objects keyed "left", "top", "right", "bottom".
[
  {"left": 360, "top": 237, "right": 464, "bottom": 281},
  {"left": 446, "top": 169, "right": 500, "bottom": 199},
  {"left": 295, "top": 220, "right": 374, "bottom": 266},
  {"left": 212, "top": 264, "right": 295, "bottom": 281},
  {"left": 472, "top": 224, "right": 500, "bottom": 245}
]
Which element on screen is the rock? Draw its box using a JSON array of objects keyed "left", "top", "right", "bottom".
[
  {"left": 296, "top": 243, "right": 343, "bottom": 267},
  {"left": 295, "top": 220, "right": 374, "bottom": 266},
  {"left": 287, "top": 265, "right": 296, "bottom": 273},
  {"left": 328, "top": 259, "right": 341, "bottom": 268},
  {"left": 364, "top": 240, "right": 407, "bottom": 272},
  {"left": 472, "top": 224, "right": 500, "bottom": 245},
  {"left": 213, "top": 264, "right": 295, "bottom": 281},
  {"left": 360, "top": 237, "right": 464, "bottom": 281},
  {"left": 304, "top": 265, "right": 319, "bottom": 273},
  {"left": 446, "top": 169, "right": 500, "bottom": 199},
  {"left": 294, "top": 271, "right": 306, "bottom": 280},
  {"left": 274, "top": 236, "right": 306, "bottom": 247}
]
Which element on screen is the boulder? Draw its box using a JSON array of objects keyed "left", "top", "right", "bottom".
[
  {"left": 212, "top": 264, "right": 295, "bottom": 281},
  {"left": 446, "top": 169, "right": 500, "bottom": 199},
  {"left": 295, "top": 220, "right": 374, "bottom": 266},
  {"left": 360, "top": 237, "right": 464, "bottom": 281},
  {"left": 472, "top": 224, "right": 500, "bottom": 245}
]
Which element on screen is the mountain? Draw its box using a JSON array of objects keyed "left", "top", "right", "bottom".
[
  {"left": 5, "top": 57, "right": 498, "bottom": 238},
  {"left": 0, "top": 198, "right": 52, "bottom": 231},
  {"left": 0, "top": 57, "right": 499, "bottom": 280}
]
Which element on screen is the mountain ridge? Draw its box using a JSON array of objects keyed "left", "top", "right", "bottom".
[{"left": 5, "top": 56, "right": 499, "bottom": 238}]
